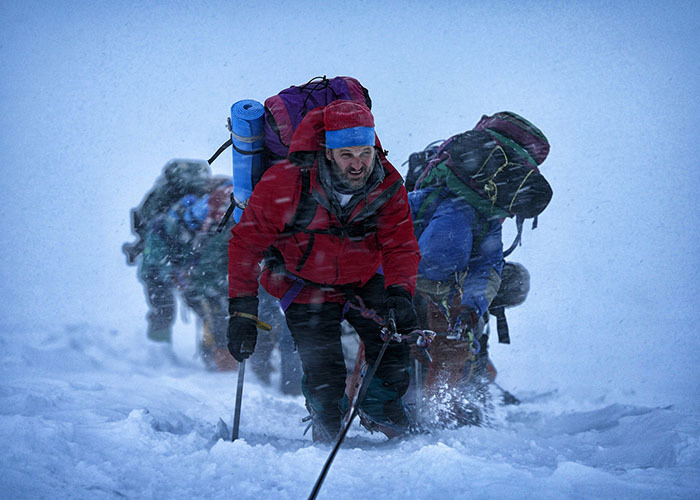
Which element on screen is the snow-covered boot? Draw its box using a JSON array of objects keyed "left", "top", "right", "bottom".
[
  {"left": 304, "top": 401, "right": 341, "bottom": 444},
  {"left": 358, "top": 402, "right": 411, "bottom": 439},
  {"left": 311, "top": 417, "right": 340, "bottom": 444},
  {"left": 358, "top": 377, "right": 411, "bottom": 439}
]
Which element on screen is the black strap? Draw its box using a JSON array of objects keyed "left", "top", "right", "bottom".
[
  {"left": 300, "top": 75, "right": 331, "bottom": 110},
  {"left": 283, "top": 169, "right": 316, "bottom": 233},
  {"left": 283, "top": 169, "right": 317, "bottom": 271},
  {"left": 492, "top": 307, "right": 511, "bottom": 344},
  {"left": 503, "top": 215, "right": 540, "bottom": 258},
  {"left": 208, "top": 136, "right": 233, "bottom": 165},
  {"left": 296, "top": 233, "right": 315, "bottom": 271},
  {"left": 231, "top": 141, "right": 264, "bottom": 156},
  {"left": 350, "top": 178, "right": 402, "bottom": 225},
  {"left": 503, "top": 216, "right": 525, "bottom": 258},
  {"left": 216, "top": 192, "right": 236, "bottom": 233},
  {"left": 210, "top": 135, "right": 235, "bottom": 232}
]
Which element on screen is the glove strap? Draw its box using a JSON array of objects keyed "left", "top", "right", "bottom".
[{"left": 231, "top": 312, "right": 272, "bottom": 331}]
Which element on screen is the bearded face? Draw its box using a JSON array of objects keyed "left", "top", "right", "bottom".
[{"left": 325, "top": 145, "right": 376, "bottom": 192}]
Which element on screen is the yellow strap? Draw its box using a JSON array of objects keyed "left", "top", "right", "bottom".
[{"left": 232, "top": 312, "right": 272, "bottom": 331}]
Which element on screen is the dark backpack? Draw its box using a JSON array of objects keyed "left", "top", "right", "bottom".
[
  {"left": 411, "top": 111, "right": 552, "bottom": 256},
  {"left": 404, "top": 140, "right": 442, "bottom": 191}
]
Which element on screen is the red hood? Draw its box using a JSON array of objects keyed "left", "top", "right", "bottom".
[{"left": 288, "top": 105, "right": 384, "bottom": 155}]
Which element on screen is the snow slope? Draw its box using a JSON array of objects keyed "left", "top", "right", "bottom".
[
  {"left": 1, "top": 323, "right": 698, "bottom": 499},
  {"left": 1, "top": 1, "right": 698, "bottom": 498}
]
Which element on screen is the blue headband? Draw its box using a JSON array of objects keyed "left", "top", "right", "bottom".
[{"left": 325, "top": 126, "right": 375, "bottom": 149}]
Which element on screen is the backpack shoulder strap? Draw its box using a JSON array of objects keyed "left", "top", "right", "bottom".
[{"left": 283, "top": 168, "right": 317, "bottom": 234}]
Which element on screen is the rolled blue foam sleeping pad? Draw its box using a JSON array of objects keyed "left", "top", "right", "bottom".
[{"left": 230, "top": 99, "right": 265, "bottom": 222}]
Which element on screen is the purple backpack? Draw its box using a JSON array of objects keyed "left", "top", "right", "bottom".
[{"left": 263, "top": 76, "right": 372, "bottom": 166}]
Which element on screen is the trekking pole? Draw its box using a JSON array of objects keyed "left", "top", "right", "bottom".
[
  {"left": 307, "top": 312, "right": 398, "bottom": 500},
  {"left": 231, "top": 359, "right": 246, "bottom": 441}
]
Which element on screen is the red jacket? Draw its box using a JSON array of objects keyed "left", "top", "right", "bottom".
[{"left": 228, "top": 106, "right": 420, "bottom": 304}]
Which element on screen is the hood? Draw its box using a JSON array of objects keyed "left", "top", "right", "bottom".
[{"left": 288, "top": 105, "right": 384, "bottom": 165}]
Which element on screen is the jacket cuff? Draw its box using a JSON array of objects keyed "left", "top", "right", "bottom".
[{"left": 228, "top": 296, "right": 259, "bottom": 316}]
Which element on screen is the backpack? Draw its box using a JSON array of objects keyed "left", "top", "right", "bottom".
[
  {"left": 263, "top": 75, "right": 372, "bottom": 167},
  {"left": 213, "top": 76, "right": 372, "bottom": 231},
  {"left": 411, "top": 111, "right": 552, "bottom": 256},
  {"left": 404, "top": 140, "right": 442, "bottom": 192}
]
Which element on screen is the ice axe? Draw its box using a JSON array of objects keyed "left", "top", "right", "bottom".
[
  {"left": 231, "top": 358, "right": 246, "bottom": 442},
  {"left": 230, "top": 319, "right": 271, "bottom": 442}
]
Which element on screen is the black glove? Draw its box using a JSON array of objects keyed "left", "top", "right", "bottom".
[
  {"left": 227, "top": 296, "right": 259, "bottom": 362},
  {"left": 384, "top": 285, "right": 418, "bottom": 334}
]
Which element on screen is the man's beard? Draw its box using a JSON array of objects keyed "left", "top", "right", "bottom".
[{"left": 329, "top": 158, "right": 373, "bottom": 193}]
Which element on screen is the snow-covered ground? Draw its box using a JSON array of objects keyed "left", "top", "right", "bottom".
[
  {"left": 2, "top": 321, "right": 698, "bottom": 498},
  {"left": 1, "top": 1, "right": 699, "bottom": 498}
]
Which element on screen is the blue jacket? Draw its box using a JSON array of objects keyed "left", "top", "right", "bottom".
[{"left": 408, "top": 187, "right": 504, "bottom": 319}]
